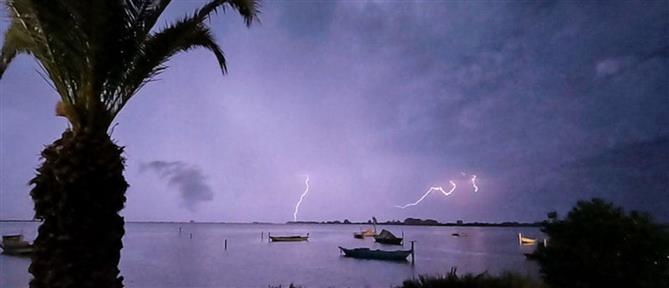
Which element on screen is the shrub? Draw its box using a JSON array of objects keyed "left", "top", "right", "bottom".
[
  {"left": 536, "top": 198, "right": 669, "bottom": 288},
  {"left": 399, "top": 268, "right": 544, "bottom": 288}
]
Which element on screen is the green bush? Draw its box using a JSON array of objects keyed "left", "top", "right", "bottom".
[
  {"left": 536, "top": 198, "right": 669, "bottom": 288},
  {"left": 399, "top": 268, "right": 544, "bottom": 288}
]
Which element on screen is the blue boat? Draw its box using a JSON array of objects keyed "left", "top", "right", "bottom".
[{"left": 338, "top": 246, "right": 412, "bottom": 261}]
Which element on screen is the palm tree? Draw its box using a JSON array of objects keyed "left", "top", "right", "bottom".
[{"left": 0, "top": 0, "right": 258, "bottom": 287}]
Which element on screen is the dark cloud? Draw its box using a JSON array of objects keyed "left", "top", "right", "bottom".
[
  {"left": 2, "top": 1, "right": 667, "bottom": 222},
  {"left": 140, "top": 161, "right": 214, "bottom": 212}
]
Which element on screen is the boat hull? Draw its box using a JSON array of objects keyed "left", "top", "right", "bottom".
[
  {"left": 1, "top": 245, "right": 34, "bottom": 256},
  {"left": 269, "top": 236, "right": 308, "bottom": 242},
  {"left": 518, "top": 233, "right": 537, "bottom": 245},
  {"left": 374, "top": 237, "right": 403, "bottom": 245},
  {"left": 339, "top": 247, "right": 411, "bottom": 261},
  {"left": 1, "top": 235, "right": 34, "bottom": 256}
]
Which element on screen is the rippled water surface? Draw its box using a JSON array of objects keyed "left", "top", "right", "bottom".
[{"left": 1, "top": 222, "right": 543, "bottom": 287}]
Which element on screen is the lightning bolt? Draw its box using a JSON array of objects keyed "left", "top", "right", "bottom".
[
  {"left": 394, "top": 180, "right": 457, "bottom": 209},
  {"left": 292, "top": 175, "right": 311, "bottom": 222},
  {"left": 461, "top": 172, "right": 479, "bottom": 192},
  {"left": 471, "top": 174, "right": 479, "bottom": 192}
]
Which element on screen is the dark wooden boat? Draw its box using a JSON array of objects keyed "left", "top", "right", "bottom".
[
  {"left": 374, "top": 229, "right": 403, "bottom": 245},
  {"left": 1, "top": 234, "right": 34, "bottom": 255},
  {"left": 339, "top": 246, "right": 412, "bottom": 261},
  {"left": 268, "top": 233, "right": 309, "bottom": 242}
]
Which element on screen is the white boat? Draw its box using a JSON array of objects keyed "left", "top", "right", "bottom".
[{"left": 518, "top": 233, "right": 537, "bottom": 245}]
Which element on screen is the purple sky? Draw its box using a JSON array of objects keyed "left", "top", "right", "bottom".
[{"left": 1, "top": 1, "right": 668, "bottom": 223}]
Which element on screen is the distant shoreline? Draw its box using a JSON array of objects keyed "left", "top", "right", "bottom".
[
  {"left": 286, "top": 220, "right": 543, "bottom": 227},
  {"left": 0, "top": 219, "right": 542, "bottom": 227},
  {"left": 4, "top": 219, "right": 667, "bottom": 229}
]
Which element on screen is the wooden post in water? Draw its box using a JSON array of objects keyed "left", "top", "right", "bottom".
[
  {"left": 261, "top": 232, "right": 264, "bottom": 241},
  {"left": 268, "top": 232, "right": 271, "bottom": 242},
  {"left": 224, "top": 239, "right": 228, "bottom": 250},
  {"left": 411, "top": 241, "right": 415, "bottom": 265},
  {"left": 189, "top": 233, "right": 192, "bottom": 239}
]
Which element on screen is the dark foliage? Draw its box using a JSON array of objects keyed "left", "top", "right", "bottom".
[
  {"left": 399, "top": 268, "right": 543, "bottom": 288},
  {"left": 536, "top": 198, "right": 669, "bottom": 288}
]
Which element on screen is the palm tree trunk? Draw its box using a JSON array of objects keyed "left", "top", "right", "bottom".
[{"left": 28, "top": 129, "right": 128, "bottom": 288}]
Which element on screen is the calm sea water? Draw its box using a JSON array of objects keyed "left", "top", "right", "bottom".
[{"left": 1, "top": 222, "right": 543, "bottom": 287}]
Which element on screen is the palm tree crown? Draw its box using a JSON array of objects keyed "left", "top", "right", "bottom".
[{"left": 1, "top": 0, "right": 258, "bottom": 131}]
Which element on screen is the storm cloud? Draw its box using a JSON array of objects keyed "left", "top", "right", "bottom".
[
  {"left": 140, "top": 161, "right": 214, "bottom": 212},
  {"left": 1, "top": 1, "right": 667, "bottom": 222}
]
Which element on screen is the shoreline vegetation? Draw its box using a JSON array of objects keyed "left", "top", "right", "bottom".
[
  {"left": 0, "top": 218, "right": 542, "bottom": 227},
  {"left": 287, "top": 218, "right": 544, "bottom": 227},
  {"left": 4, "top": 218, "right": 668, "bottom": 228},
  {"left": 270, "top": 269, "right": 546, "bottom": 288}
]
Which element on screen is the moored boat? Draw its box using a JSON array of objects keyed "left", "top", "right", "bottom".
[
  {"left": 518, "top": 233, "right": 537, "bottom": 245},
  {"left": 353, "top": 228, "right": 376, "bottom": 239},
  {"left": 339, "top": 246, "right": 412, "bottom": 261},
  {"left": 1, "top": 234, "right": 34, "bottom": 255},
  {"left": 268, "top": 233, "right": 309, "bottom": 242},
  {"left": 374, "top": 229, "right": 403, "bottom": 245}
]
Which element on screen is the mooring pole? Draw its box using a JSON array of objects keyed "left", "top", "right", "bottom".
[
  {"left": 411, "top": 241, "right": 415, "bottom": 265},
  {"left": 261, "top": 232, "right": 264, "bottom": 241},
  {"left": 225, "top": 239, "right": 228, "bottom": 250},
  {"left": 189, "top": 233, "right": 192, "bottom": 239}
]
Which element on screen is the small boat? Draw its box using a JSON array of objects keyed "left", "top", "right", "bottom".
[
  {"left": 268, "top": 233, "right": 309, "bottom": 242},
  {"left": 374, "top": 229, "right": 403, "bottom": 245},
  {"left": 518, "top": 233, "right": 537, "bottom": 245},
  {"left": 1, "top": 234, "right": 34, "bottom": 255},
  {"left": 339, "top": 246, "right": 412, "bottom": 261},
  {"left": 451, "top": 233, "right": 461, "bottom": 237},
  {"left": 353, "top": 228, "right": 376, "bottom": 239}
]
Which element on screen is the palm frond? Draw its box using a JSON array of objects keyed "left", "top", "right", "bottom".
[
  {"left": 110, "top": 0, "right": 259, "bottom": 117},
  {"left": 0, "top": 22, "right": 32, "bottom": 79},
  {"left": 1, "top": 0, "right": 259, "bottom": 131},
  {"left": 111, "top": 21, "right": 226, "bottom": 117},
  {"left": 196, "top": 0, "right": 259, "bottom": 26}
]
